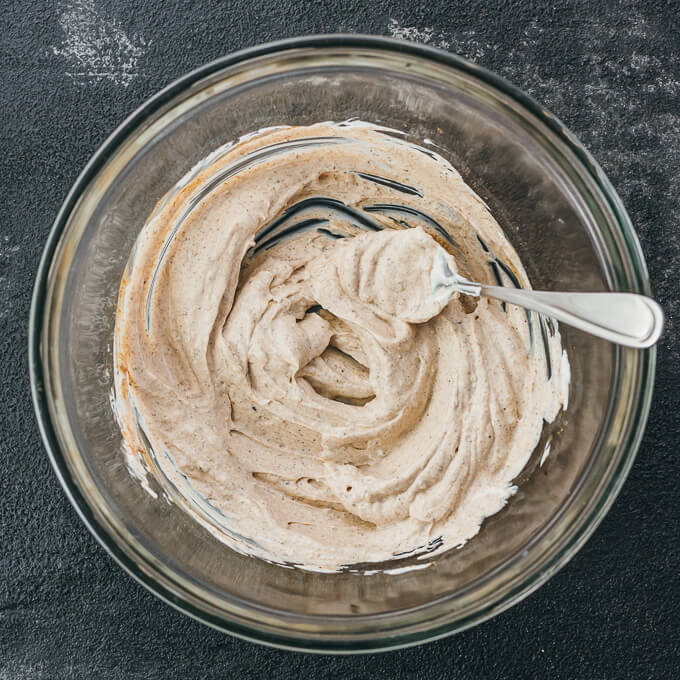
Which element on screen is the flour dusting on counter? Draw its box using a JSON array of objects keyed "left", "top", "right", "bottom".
[{"left": 51, "top": 0, "right": 147, "bottom": 86}]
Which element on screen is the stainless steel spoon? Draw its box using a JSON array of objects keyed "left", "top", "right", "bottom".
[{"left": 432, "top": 249, "right": 664, "bottom": 349}]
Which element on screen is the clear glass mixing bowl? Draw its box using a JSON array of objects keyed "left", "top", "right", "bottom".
[{"left": 30, "top": 36, "right": 656, "bottom": 652}]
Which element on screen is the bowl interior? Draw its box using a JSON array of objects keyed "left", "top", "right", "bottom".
[{"left": 36, "top": 43, "right": 649, "bottom": 648}]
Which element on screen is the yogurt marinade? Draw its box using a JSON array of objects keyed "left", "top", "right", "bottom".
[{"left": 114, "top": 122, "right": 568, "bottom": 569}]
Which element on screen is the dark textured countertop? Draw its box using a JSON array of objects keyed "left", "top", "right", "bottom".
[{"left": 2, "top": 1, "right": 679, "bottom": 677}]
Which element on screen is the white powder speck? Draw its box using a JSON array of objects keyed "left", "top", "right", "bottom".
[
  {"left": 388, "top": 19, "right": 451, "bottom": 50},
  {"left": 51, "top": 0, "right": 148, "bottom": 87}
]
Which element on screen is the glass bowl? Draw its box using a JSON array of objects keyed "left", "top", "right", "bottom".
[{"left": 29, "top": 35, "right": 656, "bottom": 653}]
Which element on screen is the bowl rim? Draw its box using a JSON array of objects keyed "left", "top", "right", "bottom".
[{"left": 29, "top": 34, "right": 656, "bottom": 653}]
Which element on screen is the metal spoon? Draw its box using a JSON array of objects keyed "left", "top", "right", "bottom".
[{"left": 432, "top": 249, "right": 664, "bottom": 349}]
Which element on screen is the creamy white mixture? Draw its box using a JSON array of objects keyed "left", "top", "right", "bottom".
[{"left": 114, "top": 122, "right": 568, "bottom": 570}]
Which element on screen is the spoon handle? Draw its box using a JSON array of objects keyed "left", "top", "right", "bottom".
[{"left": 479, "top": 286, "right": 664, "bottom": 349}]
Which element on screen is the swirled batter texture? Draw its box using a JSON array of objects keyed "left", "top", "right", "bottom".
[{"left": 115, "top": 122, "right": 568, "bottom": 570}]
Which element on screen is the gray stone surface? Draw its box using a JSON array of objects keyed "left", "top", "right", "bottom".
[{"left": 1, "top": 0, "right": 679, "bottom": 677}]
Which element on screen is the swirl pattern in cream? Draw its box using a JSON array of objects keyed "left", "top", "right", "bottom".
[{"left": 114, "top": 122, "right": 568, "bottom": 570}]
